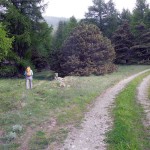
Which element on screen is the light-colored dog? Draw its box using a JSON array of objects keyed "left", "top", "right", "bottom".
[{"left": 55, "top": 73, "right": 66, "bottom": 87}]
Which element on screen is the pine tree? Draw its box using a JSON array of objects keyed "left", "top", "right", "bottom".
[
  {"left": 132, "top": 0, "right": 150, "bottom": 28},
  {"left": 85, "top": 0, "right": 119, "bottom": 37},
  {"left": 131, "top": 23, "right": 150, "bottom": 64},
  {"left": 31, "top": 22, "right": 53, "bottom": 70},
  {"left": 120, "top": 9, "right": 132, "bottom": 24},
  {"left": 112, "top": 22, "right": 134, "bottom": 64},
  {"left": 85, "top": 0, "right": 107, "bottom": 33},
  {"left": 60, "top": 23, "right": 116, "bottom": 76},
  {"left": 50, "top": 17, "right": 78, "bottom": 71},
  {"left": 103, "top": 0, "right": 119, "bottom": 38}
]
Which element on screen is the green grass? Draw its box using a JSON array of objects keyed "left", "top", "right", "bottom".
[
  {"left": 29, "top": 131, "right": 49, "bottom": 150},
  {"left": 0, "top": 65, "right": 150, "bottom": 149},
  {"left": 107, "top": 71, "right": 150, "bottom": 150}
]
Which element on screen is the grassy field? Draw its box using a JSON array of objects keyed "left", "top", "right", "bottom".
[
  {"left": 107, "top": 71, "right": 150, "bottom": 150},
  {"left": 0, "top": 65, "right": 150, "bottom": 149}
]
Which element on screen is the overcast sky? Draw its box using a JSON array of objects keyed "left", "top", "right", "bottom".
[{"left": 43, "top": 0, "right": 150, "bottom": 18}]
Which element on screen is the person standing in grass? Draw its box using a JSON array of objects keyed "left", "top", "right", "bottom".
[{"left": 24, "top": 66, "right": 33, "bottom": 89}]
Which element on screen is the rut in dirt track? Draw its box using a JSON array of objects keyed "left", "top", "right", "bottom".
[
  {"left": 61, "top": 69, "right": 150, "bottom": 150},
  {"left": 137, "top": 74, "right": 150, "bottom": 127}
]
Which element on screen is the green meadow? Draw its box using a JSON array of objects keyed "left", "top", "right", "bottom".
[{"left": 0, "top": 65, "right": 150, "bottom": 149}]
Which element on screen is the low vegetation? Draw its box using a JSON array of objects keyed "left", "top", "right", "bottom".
[
  {"left": 0, "top": 65, "right": 150, "bottom": 149},
  {"left": 107, "top": 71, "right": 150, "bottom": 150}
]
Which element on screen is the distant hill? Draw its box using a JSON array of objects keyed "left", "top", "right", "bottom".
[{"left": 44, "top": 16, "right": 69, "bottom": 29}]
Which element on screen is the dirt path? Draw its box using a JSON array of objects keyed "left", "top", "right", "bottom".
[
  {"left": 61, "top": 69, "right": 150, "bottom": 150},
  {"left": 137, "top": 74, "right": 150, "bottom": 127}
]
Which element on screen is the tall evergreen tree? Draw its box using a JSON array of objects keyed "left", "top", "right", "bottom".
[
  {"left": 144, "top": 8, "right": 150, "bottom": 28},
  {"left": 50, "top": 17, "right": 78, "bottom": 71},
  {"left": 120, "top": 9, "right": 132, "bottom": 24},
  {"left": 85, "top": 0, "right": 107, "bottom": 33},
  {"left": 112, "top": 22, "right": 134, "bottom": 64},
  {"left": 31, "top": 22, "right": 53, "bottom": 69},
  {"left": 63, "top": 16, "right": 78, "bottom": 40},
  {"left": 53, "top": 21, "right": 67, "bottom": 50},
  {"left": 85, "top": 0, "right": 119, "bottom": 37},
  {"left": 131, "top": 23, "right": 150, "bottom": 64},
  {"left": 60, "top": 23, "right": 116, "bottom": 76},
  {"left": 103, "top": 0, "right": 119, "bottom": 38},
  {"left": 132, "top": 0, "right": 150, "bottom": 28}
]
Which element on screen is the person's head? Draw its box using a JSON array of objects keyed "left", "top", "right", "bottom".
[
  {"left": 26, "top": 66, "right": 31, "bottom": 71},
  {"left": 26, "top": 66, "right": 30, "bottom": 69}
]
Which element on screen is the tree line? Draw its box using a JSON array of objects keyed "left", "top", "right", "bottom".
[{"left": 0, "top": 0, "right": 150, "bottom": 77}]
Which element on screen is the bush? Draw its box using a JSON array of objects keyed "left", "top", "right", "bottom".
[{"left": 0, "top": 66, "right": 18, "bottom": 77}]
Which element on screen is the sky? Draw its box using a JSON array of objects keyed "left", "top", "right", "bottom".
[{"left": 43, "top": 0, "right": 150, "bottom": 18}]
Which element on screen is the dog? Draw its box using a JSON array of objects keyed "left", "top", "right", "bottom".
[{"left": 55, "top": 73, "right": 66, "bottom": 87}]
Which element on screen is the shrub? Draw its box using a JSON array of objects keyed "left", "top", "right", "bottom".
[{"left": 0, "top": 66, "right": 18, "bottom": 77}]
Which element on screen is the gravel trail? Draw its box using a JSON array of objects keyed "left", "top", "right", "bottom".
[
  {"left": 61, "top": 69, "right": 150, "bottom": 150},
  {"left": 137, "top": 74, "right": 150, "bottom": 127}
]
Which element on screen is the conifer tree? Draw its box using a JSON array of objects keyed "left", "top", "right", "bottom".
[
  {"left": 85, "top": 0, "right": 119, "bottom": 37},
  {"left": 120, "top": 9, "right": 132, "bottom": 24},
  {"left": 103, "top": 0, "right": 119, "bottom": 38},
  {"left": 132, "top": 0, "right": 150, "bottom": 28},
  {"left": 131, "top": 23, "right": 150, "bottom": 64},
  {"left": 50, "top": 17, "right": 78, "bottom": 71},
  {"left": 112, "top": 22, "right": 134, "bottom": 64},
  {"left": 60, "top": 23, "right": 116, "bottom": 76}
]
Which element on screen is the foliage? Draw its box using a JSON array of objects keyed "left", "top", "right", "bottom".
[
  {"left": 31, "top": 22, "right": 53, "bottom": 70},
  {"left": 12, "top": 124, "right": 23, "bottom": 132},
  {"left": 85, "top": 0, "right": 119, "bottom": 38},
  {"left": 3, "top": 4, "right": 31, "bottom": 58},
  {"left": 60, "top": 23, "right": 116, "bottom": 76},
  {"left": 103, "top": 0, "right": 120, "bottom": 38},
  {"left": 120, "top": 9, "right": 132, "bottom": 24},
  {"left": 131, "top": 23, "right": 150, "bottom": 64},
  {"left": 0, "top": 23, "right": 14, "bottom": 61},
  {"left": 6, "top": 132, "right": 17, "bottom": 141},
  {"left": 50, "top": 16, "right": 78, "bottom": 71},
  {"left": 132, "top": 0, "right": 150, "bottom": 28},
  {"left": 17, "top": 58, "right": 34, "bottom": 74},
  {"left": 1, "top": 0, "right": 52, "bottom": 75},
  {"left": 112, "top": 21, "right": 134, "bottom": 64},
  {"left": 52, "top": 16, "right": 78, "bottom": 51},
  {"left": 0, "top": 65, "right": 17, "bottom": 77},
  {"left": 85, "top": 0, "right": 106, "bottom": 31}
]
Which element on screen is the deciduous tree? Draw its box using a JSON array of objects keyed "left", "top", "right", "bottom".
[{"left": 0, "top": 23, "right": 14, "bottom": 61}]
